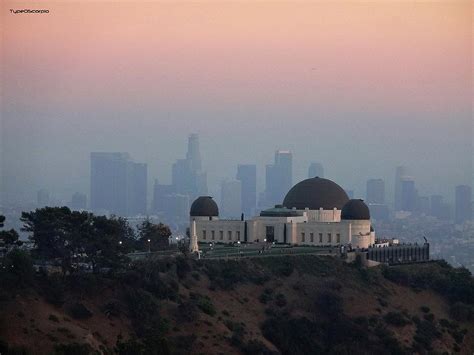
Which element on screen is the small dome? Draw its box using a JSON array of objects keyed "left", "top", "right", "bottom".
[
  {"left": 283, "top": 177, "right": 349, "bottom": 210},
  {"left": 190, "top": 196, "right": 219, "bottom": 217},
  {"left": 341, "top": 199, "right": 370, "bottom": 220}
]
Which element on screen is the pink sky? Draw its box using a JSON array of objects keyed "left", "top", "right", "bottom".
[
  {"left": 1, "top": 1, "right": 472, "bottom": 202},
  {"left": 3, "top": 1, "right": 471, "bottom": 112}
]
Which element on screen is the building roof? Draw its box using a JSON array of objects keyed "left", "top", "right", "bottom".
[
  {"left": 282, "top": 177, "right": 349, "bottom": 210},
  {"left": 341, "top": 199, "right": 371, "bottom": 220},
  {"left": 260, "top": 205, "right": 304, "bottom": 217},
  {"left": 190, "top": 196, "right": 219, "bottom": 217}
]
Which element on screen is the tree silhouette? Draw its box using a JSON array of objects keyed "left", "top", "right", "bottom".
[{"left": 138, "top": 219, "right": 171, "bottom": 252}]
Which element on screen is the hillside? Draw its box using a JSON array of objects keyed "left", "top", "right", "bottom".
[{"left": 1, "top": 254, "right": 474, "bottom": 354}]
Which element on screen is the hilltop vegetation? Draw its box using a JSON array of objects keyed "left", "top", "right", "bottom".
[
  {"left": 1, "top": 253, "right": 474, "bottom": 354},
  {"left": 1, "top": 209, "right": 474, "bottom": 354}
]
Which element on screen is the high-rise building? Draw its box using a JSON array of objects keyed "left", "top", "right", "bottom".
[
  {"left": 186, "top": 133, "right": 202, "bottom": 172},
  {"left": 394, "top": 166, "right": 408, "bottom": 211},
  {"left": 400, "top": 177, "right": 416, "bottom": 212},
  {"left": 455, "top": 185, "right": 472, "bottom": 224},
  {"left": 152, "top": 179, "right": 174, "bottom": 214},
  {"left": 308, "top": 162, "right": 324, "bottom": 178},
  {"left": 71, "top": 192, "right": 87, "bottom": 210},
  {"left": 236, "top": 164, "right": 256, "bottom": 217},
  {"left": 129, "top": 162, "right": 148, "bottom": 215},
  {"left": 430, "top": 195, "right": 445, "bottom": 219},
  {"left": 37, "top": 189, "right": 50, "bottom": 207},
  {"left": 221, "top": 180, "right": 242, "bottom": 218},
  {"left": 163, "top": 193, "right": 190, "bottom": 221},
  {"left": 345, "top": 189, "right": 354, "bottom": 199},
  {"left": 265, "top": 150, "right": 292, "bottom": 207},
  {"left": 90, "top": 152, "right": 147, "bottom": 216},
  {"left": 416, "top": 196, "right": 430, "bottom": 215},
  {"left": 172, "top": 134, "right": 207, "bottom": 198},
  {"left": 366, "top": 179, "right": 385, "bottom": 204}
]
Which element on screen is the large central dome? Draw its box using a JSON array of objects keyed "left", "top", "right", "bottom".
[{"left": 283, "top": 177, "right": 349, "bottom": 210}]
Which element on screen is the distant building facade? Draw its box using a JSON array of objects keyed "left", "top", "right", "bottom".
[
  {"left": 90, "top": 152, "right": 147, "bottom": 216},
  {"left": 394, "top": 166, "right": 409, "bottom": 211},
  {"left": 152, "top": 134, "right": 207, "bottom": 225},
  {"left": 236, "top": 164, "right": 256, "bottom": 217},
  {"left": 308, "top": 162, "right": 324, "bottom": 178},
  {"left": 366, "top": 179, "right": 385, "bottom": 204},
  {"left": 264, "top": 150, "right": 292, "bottom": 208},
  {"left": 400, "top": 177, "right": 416, "bottom": 212},
  {"left": 37, "top": 189, "right": 50, "bottom": 207},
  {"left": 221, "top": 180, "right": 242, "bottom": 219},
  {"left": 71, "top": 192, "right": 87, "bottom": 210},
  {"left": 455, "top": 185, "right": 472, "bottom": 224}
]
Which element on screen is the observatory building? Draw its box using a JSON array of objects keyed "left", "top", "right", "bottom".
[{"left": 189, "top": 177, "right": 375, "bottom": 249}]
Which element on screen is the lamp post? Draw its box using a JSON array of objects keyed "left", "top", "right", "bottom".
[{"left": 147, "top": 239, "right": 151, "bottom": 253}]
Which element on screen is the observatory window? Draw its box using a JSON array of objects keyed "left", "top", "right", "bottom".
[
  {"left": 319, "top": 233, "right": 323, "bottom": 243},
  {"left": 336, "top": 233, "right": 341, "bottom": 243},
  {"left": 301, "top": 232, "right": 305, "bottom": 242},
  {"left": 327, "top": 233, "right": 332, "bottom": 243},
  {"left": 202, "top": 230, "right": 207, "bottom": 240},
  {"left": 211, "top": 230, "right": 215, "bottom": 240},
  {"left": 219, "top": 231, "right": 224, "bottom": 240},
  {"left": 228, "top": 231, "right": 232, "bottom": 240},
  {"left": 236, "top": 231, "right": 241, "bottom": 241},
  {"left": 310, "top": 233, "right": 314, "bottom": 243}
]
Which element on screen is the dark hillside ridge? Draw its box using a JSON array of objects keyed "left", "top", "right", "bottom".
[{"left": 1, "top": 254, "right": 473, "bottom": 354}]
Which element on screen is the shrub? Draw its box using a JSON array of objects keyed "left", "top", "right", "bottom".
[
  {"left": 450, "top": 302, "right": 474, "bottom": 322},
  {"left": 275, "top": 293, "right": 287, "bottom": 308},
  {"left": 48, "top": 314, "right": 60, "bottom": 323},
  {"left": 189, "top": 292, "right": 216, "bottom": 317},
  {"left": 262, "top": 317, "right": 324, "bottom": 354},
  {"left": 176, "top": 301, "right": 199, "bottom": 323},
  {"left": 259, "top": 291, "right": 273, "bottom": 304},
  {"left": 241, "top": 339, "right": 273, "bottom": 355},
  {"left": 101, "top": 300, "right": 122, "bottom": 317},
  {"left": 196, "top": 296, "right": 216, "bottom": 317},
  {"left": 377, "top": 298, "right": 388, "bottom": 307},
  {"left": 67, "top": 303, "right": 93, "bottom": 320},
  {"left": 420, "top": 306, "right": 430, "bottom": 313},
  {"left": 423, "top": 313, "right": 435, "bottom": 322},
  {"left": 0, "top": 250, "right": 34, "bottom": 289},
  {"left": 382, "top": 262, "right": 474, "bottom": 306},
  {"left": 41, "top": 274, "right": 65, "bottom": 306},
  {"left": 315, "top": 290, "right": 343, "bottom": 319},
  {"left": 176, "top": 256, "right": 191, "bottom": 279},
  {"left": 413, "top": 320, "right": 441, "bottom": 350},
  {"left": 383, "top": 312, "right": 410, "bottom": 327}
]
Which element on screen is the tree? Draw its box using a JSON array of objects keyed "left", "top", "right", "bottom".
[
  {"left": 21, "top": 207, "right": 137, "bottom": 274},
  {"left": 0, "top": 229, "right": 21, "bottom": 246},
  {"left": 138, "top": 219, "right": 171, "bottom": 252},
  {"left": 85, "top": 215, "right": 136, "bottom": 272},
  {"left": 21, "top": 207, "right": 76, "bottom": 274},
  {"left": 0, "top": 215, "right": 23, "bottom": 254}
]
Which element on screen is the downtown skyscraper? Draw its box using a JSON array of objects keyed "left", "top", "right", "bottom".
[
  {"left": 90, "top": 152, "right": 147, "bottom": 216},
  {"left": 153, "top": 134, "right": 207, "bottom": 222},
  {"left": 264, "top": 150, "right": 292, "bottom": 207},
  {"left": 308, "top": 162, "right": 324, "bottom": 178},
  {"left": 455, "top": 185, "right": 472, "bottom": 224},
  {"left": 236, "top": 164, "right": 257, "bottom": 217}
]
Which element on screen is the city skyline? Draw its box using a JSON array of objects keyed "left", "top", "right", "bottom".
[
  {"left": 1, "top": 1, "right": 472, "bottom": 206},
  {"left": 20, "top": 140, "right": 473, "bottom": 211}
]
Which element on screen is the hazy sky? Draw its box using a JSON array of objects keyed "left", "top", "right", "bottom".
[{"left": 1, "top": 0, "right": 472, "bottom": 206}]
